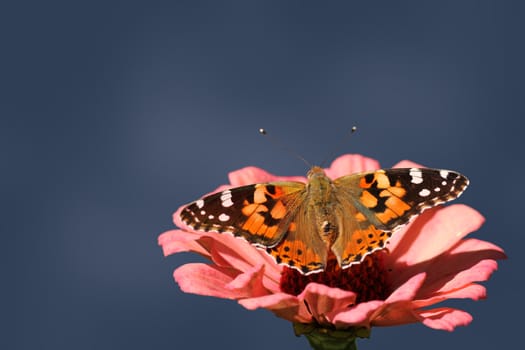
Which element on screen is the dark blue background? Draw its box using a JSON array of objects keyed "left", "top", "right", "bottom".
[{"left": 4, "top": 1, "right": 522, "bottom": 349}]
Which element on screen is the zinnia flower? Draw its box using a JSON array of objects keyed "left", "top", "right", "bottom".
[{"left": 158, "top": 154, "right": 505, "bottom": 350}]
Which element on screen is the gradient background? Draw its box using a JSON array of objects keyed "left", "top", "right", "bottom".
[{"left": 4, "top": 1, "right": 523, "bottom": 349}]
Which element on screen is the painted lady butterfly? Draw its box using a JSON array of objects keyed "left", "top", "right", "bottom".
[{"left": 180, "top": 166, "right": 468, "bottom": 275}]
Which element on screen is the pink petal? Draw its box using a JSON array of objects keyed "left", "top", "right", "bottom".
[
  {"left": 167, "top": 205, "right": 283, "bottom": 290},
  {"left": 228, "top": 166, "right": 278, "bottom": 185},
  {"left": 333, "top": 300, "right": 385, "bottom": 327},
  {"left": 392, "top": 159, "right": 424, "bottom": 168},
  {"left": 224, "top": 264, "right": 270, "bottom": 298},
  {"left": 204, "top": 235, "right": 282, "bottom": 291},
  {"left": 239, "top": 292, "right": 312, "bottom": 323},
  {"left": 391, "top": 237, "right": 505, "bottom": 298},
  {"left": 324, "top": 154, "right": 380, "bottom": 179},
  {"left": 414, "top": 283, "right": 487, "bottom": 308},
  {"left": 240, "top": 283, "right": 363, "bottom": 325},
  {"left": 173, "top": 263, "right": 241, "bottom": 299},
  {"left": 180, "top": 233, "right": 282, "bottom": 292},
  {"left": 239, "top": 292, "right": 295, "bottom": 310},
  {"left": 297, "top": 283, "right": 358, "bottom": 326},
  {"left": 387, "top": 204, "right": 485, "bottom": 269},
  {"left": 419, "top": 258, "right": 499, "bottom": 298},
  {"left": 370, "top": 304, "right": 419, "bottom": 327},
  {"left": 450, "top": 237, "right": 505, "bottom": 256},
  {"left": 385, "top": 273, "right": 427, "bottom": 303},
  {"left": 367, "top": 273, "right": 427, "bottom": 327},
  {"left": 158, "top": 229, "right": 211, "bottom": 258},
  {"left": 228, "top": 166, "right": 306, "bottom": 186},
  {"left": 172, "top": 204, "right": 191, "bottom": 230},
  {"left": 417, "top": 308, "right": 473, "bottom": 331},
  {"left": 175, "top": 263, "right": 277, "bottom": 300},
  {"left": 424, "top": 238, "right": 505, "bottom": 295}
]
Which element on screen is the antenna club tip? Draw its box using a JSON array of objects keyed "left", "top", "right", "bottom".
[
  {"left": 351, "top": 126, "right": 357, "bottom": 133},
  {"left": 259, "top": 128, "right": 267, "bottom": 135}
]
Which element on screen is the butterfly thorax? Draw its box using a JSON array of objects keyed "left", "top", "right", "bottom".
[{"left": 306, "top": 166, "right": 339, "bottom": 246}]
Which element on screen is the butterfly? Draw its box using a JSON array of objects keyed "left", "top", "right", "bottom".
[{"left": 180, "top": 166, "right": 468, "bottom": 275}]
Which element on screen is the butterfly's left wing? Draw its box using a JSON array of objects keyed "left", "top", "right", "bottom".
[
  {"left": 180, "top": 181, "right": 305, "bottom": 248},
  {"left": 331, "top": 168, "right": 469, "bottom": 268}
]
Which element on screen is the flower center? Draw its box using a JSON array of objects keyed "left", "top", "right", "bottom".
[{"left": 279, "top": 251, "right": 390, "bottom": 304}]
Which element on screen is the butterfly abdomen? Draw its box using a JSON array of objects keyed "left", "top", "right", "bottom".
[{"left": 305, "top": 166, "right": 341, "bottom": 245}]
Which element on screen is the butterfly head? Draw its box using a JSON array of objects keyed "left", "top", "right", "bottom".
[
  {"left": 306, "top": 166, "right": 334, "bottom": 196},
  {"left": 306, "top": 166, "right": 329, "bottom": 181},
  {"left": 307, "top": 166, "right": 324, "bottom": 175}
]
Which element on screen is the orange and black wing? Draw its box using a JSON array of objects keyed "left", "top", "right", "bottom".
[
  {"left": 180, "top": 181, "right": 305, "bottom": 248},
  {"left": 331, "top": 168, "right": 469, "bottom": 268}
]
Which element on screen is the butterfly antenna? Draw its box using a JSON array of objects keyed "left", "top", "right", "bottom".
[
  {"left": 319, "top": 126, "right": 358, "bottom": 167},
  {"left": 259, "top": 128, "right": 312, "bottom": 168}
]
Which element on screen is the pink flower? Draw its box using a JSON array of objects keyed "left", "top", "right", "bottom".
[{"left": 158, "top": 154, "right": 505, "bottom": 336}]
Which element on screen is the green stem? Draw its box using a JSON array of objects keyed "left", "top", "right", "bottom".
[{"left": 293, "top": 323, "right": 370, "bottom": 350}]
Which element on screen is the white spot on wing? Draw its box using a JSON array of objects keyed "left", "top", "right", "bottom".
[
  {"left": 218, "top": 213, "right": 230, "bottom": 222},
  {"left": 440, "top": 170, "right": 449, "bottom": 179},
  {"left": 434, "top": 187, "right": 441, "bottom": 192},
  {"left": 220, "top": 190, "right": 234, "bottom": 207},
  {"left": 196, "top": 199, "right": 204, "bottom": 209},
  {"left": 410, "top": 168, "right": 423, "bottom": 184},
  {"left": 419, "top": 188, "right": 431, "bottom": 197}
]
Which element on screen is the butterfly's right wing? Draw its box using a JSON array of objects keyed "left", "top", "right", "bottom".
[{"left": 180, "top": 181, "right": 305, "bottom": 248}]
